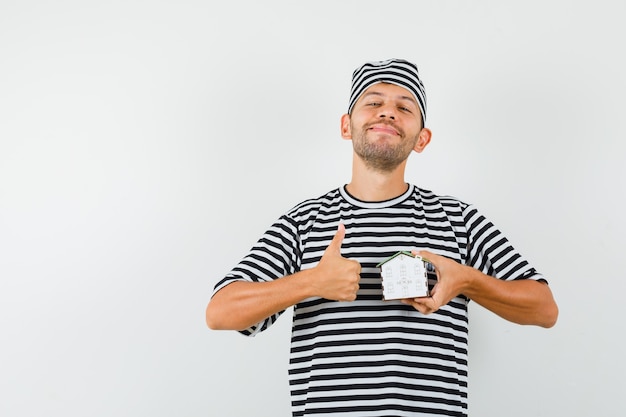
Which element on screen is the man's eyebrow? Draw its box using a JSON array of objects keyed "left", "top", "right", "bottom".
[{"left": 362, "top": 91, "right": 417, "bottom": 105}]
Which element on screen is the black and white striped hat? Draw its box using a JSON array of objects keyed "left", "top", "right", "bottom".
[{"left": 348, "top": 58, "right": 427, "bottom": 124}]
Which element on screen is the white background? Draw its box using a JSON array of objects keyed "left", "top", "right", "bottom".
[{"left": 1, "top": 1, "right": 625, "bottom": 416}]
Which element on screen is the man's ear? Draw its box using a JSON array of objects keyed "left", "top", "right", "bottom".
[
  {"left": 413, "top": 128, "right": 432, "bottom": 153},
  {"left": 340, "top": 114, "right": 352, "bottom": 140}
]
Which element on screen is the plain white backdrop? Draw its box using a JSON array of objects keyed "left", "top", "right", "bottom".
[{"left": 1, "top": 1, "right": 625, "bottom": 416}]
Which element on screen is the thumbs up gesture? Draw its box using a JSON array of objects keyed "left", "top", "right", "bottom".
[{"left": 312, "top": 223, "right": 361, "bottom": 302}]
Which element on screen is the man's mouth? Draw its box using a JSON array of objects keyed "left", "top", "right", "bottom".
[{"left": 368, "top": 123, "right": 400, "bottom": 136}]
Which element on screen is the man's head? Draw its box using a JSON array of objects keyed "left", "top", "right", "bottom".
[
  {"left": 341, "top": 59, "right": 431, "bottom": 174},
  {"left": 348, "top": 58, "right": 427, "bottom": 128}
]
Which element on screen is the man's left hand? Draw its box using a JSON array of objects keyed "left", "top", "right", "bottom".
[{"left": 400, "top": 250, "right": 469, "bottom": 314}]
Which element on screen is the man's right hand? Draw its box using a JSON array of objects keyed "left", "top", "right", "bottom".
[
  {"left": 206, "top": 223, "right": 362, "bottom": 331},
  {"left": 312, "top": 223, "right": 361, "bottom": 301}
]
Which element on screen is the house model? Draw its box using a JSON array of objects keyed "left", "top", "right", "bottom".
[{"left": 377, "top": 251, "right": 431, "bottom": 300}]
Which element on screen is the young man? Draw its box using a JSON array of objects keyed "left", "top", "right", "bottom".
[{"left": 206, "top": 58, "right": 558, "bottom": 417}]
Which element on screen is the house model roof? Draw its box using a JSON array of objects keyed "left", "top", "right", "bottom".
[{"left": 376, "top": 251, "right": 416, "bottom": 267}]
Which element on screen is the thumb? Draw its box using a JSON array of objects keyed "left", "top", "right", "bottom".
[{"left": 326, "top": 223, "right": 346, "bottom": 255}]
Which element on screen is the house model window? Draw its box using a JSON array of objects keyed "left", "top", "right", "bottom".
[{"left": 376, "top": 251, "right": 432, "bottom": 300}]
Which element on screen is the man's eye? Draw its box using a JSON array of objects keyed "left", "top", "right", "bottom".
[
  {"left": 399, "top": 106, "right": 412, "bottom": 113},
  {"left": 367, "top": 102, "right": 381, "bottom": 106}
]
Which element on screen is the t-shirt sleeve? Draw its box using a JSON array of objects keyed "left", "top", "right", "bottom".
[
  {"left": 462, "top": 204, "right": 547, "bottom": 283},
  {"left": 211, "top": 214, "right": 301, "bottom": 336}
]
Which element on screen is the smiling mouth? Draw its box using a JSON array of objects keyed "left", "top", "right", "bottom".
[{"left": 368, "top": 124, "right": 400, "bottom": 136}]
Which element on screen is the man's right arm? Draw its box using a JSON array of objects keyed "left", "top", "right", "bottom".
[{"left": 205, "top": 223, "right": 360, "bottom": 331}]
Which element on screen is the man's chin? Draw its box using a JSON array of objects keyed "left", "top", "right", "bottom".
[{"left": 363, "top": 158, "right": 404, "bottom": 173}]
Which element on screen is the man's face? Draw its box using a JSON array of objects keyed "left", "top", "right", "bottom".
[{"left": 343, "top": 83, "right": 427, "bottom": 173}]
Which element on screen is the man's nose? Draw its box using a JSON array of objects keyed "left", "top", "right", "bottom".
[{"left": 377, "top": 104, "right": 396, "bottom": 119}]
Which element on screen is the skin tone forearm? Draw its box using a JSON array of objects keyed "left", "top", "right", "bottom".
[
  {"left": 402, "top": 251, "right": 559, "bottom": 328},
  {"left": 206, "top": 270, "right": 318, "bottom": 331},
  {"left": 464, "top": 274, "right": 557, "bottom": 327}
]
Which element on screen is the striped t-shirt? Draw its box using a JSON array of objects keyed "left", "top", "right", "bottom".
[{"left": 213, "top": 184, "right": 545, "bottom": 417}]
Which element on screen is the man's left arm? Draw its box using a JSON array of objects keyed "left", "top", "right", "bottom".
[{"left": 402, "top": 250, "right": 559, "bottom": 328}]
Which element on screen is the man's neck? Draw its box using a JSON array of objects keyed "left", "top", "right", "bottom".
[{"left": 346, "top": 158, "right": 409, "bottom": 202}]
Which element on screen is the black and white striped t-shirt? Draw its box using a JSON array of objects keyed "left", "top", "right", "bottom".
[{"left": 213, "top": 184, "right": 545, "bottom": 417}]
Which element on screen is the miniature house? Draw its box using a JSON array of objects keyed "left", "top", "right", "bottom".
[{"left": 377, "top": 251, "right": 430, "bottom": 300}]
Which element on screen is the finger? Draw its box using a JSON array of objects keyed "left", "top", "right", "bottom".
[
  {"left": 411, "top": 249, "right": 434, "bottom": 261},
  {"left": 326, "top": 223, "right": 346, "bottom": 254},
  {"left": 416, "top": 249, "right": 434, "bottom": 259},
  {"left": 411, "top": 297, "right": 437, "bottom": 314},
  {"left": 400, "top": 298, "right": 432, "bottom": 315},
  {"left": 416, "top": 250, "right": 438, "bottom": 266}
]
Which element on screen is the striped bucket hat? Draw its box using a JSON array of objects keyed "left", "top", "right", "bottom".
[{"left": 348, "top": 58, "right": 427, "bottom": 124}]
